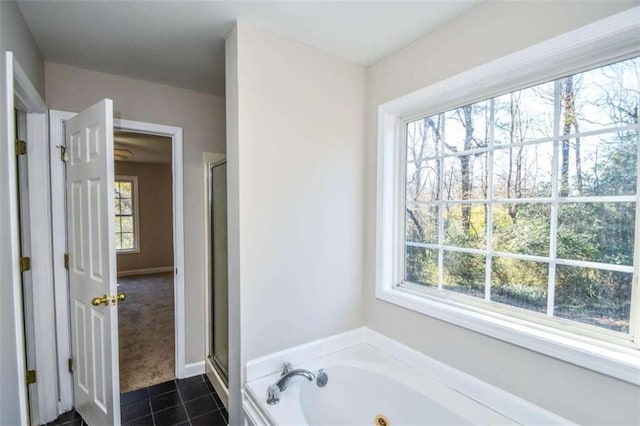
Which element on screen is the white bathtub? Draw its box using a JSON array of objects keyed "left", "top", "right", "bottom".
[
  {"left": 243, "top": 329, "right": 570, "bottom": 426},
  {"left": 298, "top": 362, "right": 510, "bottom": 425}
]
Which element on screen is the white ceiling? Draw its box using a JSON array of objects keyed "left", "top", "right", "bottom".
[
  {"left": 114, "top": 130, "right": 172, "bottom": 164},
  {"left": 17, "top": 1, "right": 480, "bottom": 97}
]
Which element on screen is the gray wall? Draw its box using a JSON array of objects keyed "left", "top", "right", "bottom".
[
  {"left": 45, "top": 62, "right": 226, "bottom": 365},
  {"left": 364, "top": 1, "right": 640, "bottom": 424},
  {"left": 0, "top": 2, "right": 44, "bottom": 424},
  {"left": 115, "top": 161, "right": 173, "bottom": 273},
  {"left": 226, "top": 22, "right": 366, "bottom": 425},
  {"left": 0, "top": 0, "right": 44, "bottom": 97}
]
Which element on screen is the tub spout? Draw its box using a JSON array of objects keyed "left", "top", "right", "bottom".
[
  {"left": 266, "top": 365, "right": 316, "bottom": 405},
  {"left": 275, "top": 369, "right": 315, "bottom": 392}
]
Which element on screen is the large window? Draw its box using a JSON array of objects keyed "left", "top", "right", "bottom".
[
  {"left": 377, "top": 11, "right": 640, "bottom": 383},
  {"left": 404, "top": 55, "right": 639, "bottom": 337},
  {"left": 114, "top": 176, "right": 139, "bottom": 253}
]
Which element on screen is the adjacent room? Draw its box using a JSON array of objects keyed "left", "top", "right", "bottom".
[{"left": 113, "top": 130, "right": 175, "bottom": 393}]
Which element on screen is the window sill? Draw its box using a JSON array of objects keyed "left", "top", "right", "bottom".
[
  {"left": 376, "top": 285, "right": 640, "bottom": 385},
  {"left": 116, "top": 248, "right": 140, "bottom": 255}
]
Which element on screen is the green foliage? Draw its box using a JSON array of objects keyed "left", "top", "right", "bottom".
[{"left": 404, "top": 57, "right": 639, "bottom": 333}]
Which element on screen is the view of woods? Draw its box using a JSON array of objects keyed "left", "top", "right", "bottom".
[
  {"left": 404, "top": 56, "right": 639, "bottom": 333},
  {"left": 115, "top": 180, "right": 135, "bottom": 250}
]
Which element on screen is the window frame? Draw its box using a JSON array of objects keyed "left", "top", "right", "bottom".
[
  {"left": 114, "top": 175, "right": 140, "bottom": 254},
  {"left": 375, "top": 7, "right": 640, "bottom": 385}
]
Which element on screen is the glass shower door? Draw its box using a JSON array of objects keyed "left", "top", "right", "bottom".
[{"left": 209, "top": 162, "right": 228, "bottom": 385}]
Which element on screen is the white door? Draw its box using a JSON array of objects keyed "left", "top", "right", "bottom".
[{"left": 65, "top": 99, "right": 121, "bottom": 425}]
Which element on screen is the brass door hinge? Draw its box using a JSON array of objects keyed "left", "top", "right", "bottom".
[
  {"left": 64, "top": 253, "right": 69, "bottom": 269},
  {"left": 16, "top": 140, "right": 26, "bottom": 156},
  {"left": 60, "top": 145, "right": 67, "bottom": 162},
  {"left": 19, "top": 257, "right": 31, "bottom": 272},
  {"left": 68, "top": 358, "right": 73, "bottom": 373},
  {"left": 26, "top": 370, "right": 36, "bottom": 385}
]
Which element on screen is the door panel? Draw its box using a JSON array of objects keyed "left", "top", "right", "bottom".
[
  {"left": 209, "top": 163, "right": 229, "bottom": 383},
  {"left": 65, "top": 99, "right": 120, "bottom": 425}
]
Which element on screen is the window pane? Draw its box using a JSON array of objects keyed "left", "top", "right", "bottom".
[
  {"left": 491, "top": 257, "right": 548, "bottom": 313},
  {"left": 405, "top": 246, "right": 438, "bottom": 286},
  {"left": 562, "top": 56, "right": 639, "bottom": 132},
  {"left": 118, "top": 181, "right": 132, "bottom": 198},
  {"left": 555, "top": 266, "right": 631, "bottom": 333},
  {"left": 494, "top": 82, "right": 555, "bottom": 145},
  {"left": 443, "top": 153, "right": 488, "bottom": 200},
  {"left": 406, "top": 114, "right": 442, "bottom": 161},
  {"left": 493, "top": 203, "right": 551, "bottom": 256},
  {"left": 115, "top": 179, "right": 137, "bottom": 252},
  {"left": 444, "top": 101, "right": 491, "bottom": 155},
  {"left": 443, "top": 251, "right": 485, "bottom": 298},
  {"left": 406, "top": 205, "right": 438, "bottom": 244},
  {"left": 559, "top": 132, "right": 637, "bottom": 197},
  {"left": 120, "top": 232, "right": 134, "bottom": 250},
  {"left": 557, "top": 202, "right": 635, "bottom": 266},
  {"left": 406, "top": 160, "right": 440, "bottom": 203},
  {"left": 120, "top": 216, "right": 134, "bottom": 233},
  {"left": 402, "top": 55, "right": 639, "bottom": 335},
  {"left": 493, "top": 142, "right": 553, "bottom": 199},
  {"left": 120, "top": 199, "right": 132, "bottom": 215},
  {"left": 444, "top": 203, "right": 486, "bottom": 249}
]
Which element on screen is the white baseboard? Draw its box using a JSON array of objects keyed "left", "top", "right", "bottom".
[
  {"left": 117, "top": 266, "right": 174, "bottom": 277},
  {"left": 183, "top": 361, "right": 205, "bottom": 378}
]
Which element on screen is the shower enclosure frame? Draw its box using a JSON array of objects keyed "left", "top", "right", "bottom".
[{"left": 203, "top": 152, "right": 229, "bottom": 408}]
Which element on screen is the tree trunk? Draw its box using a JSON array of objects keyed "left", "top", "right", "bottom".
[
  {"left": 460, "top": 106, "right": 474, "bottom": 232},
  {"left": 507, "top": 95, "right": 517, "bottom": 219},
  {"left": 574, "top": 121, "right": 583, "bottom": 195},
  {"left": 560, "top": 76, "right": 575, "bottom": 197}
]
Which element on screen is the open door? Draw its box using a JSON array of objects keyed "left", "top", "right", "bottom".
[{"left": 65, "top": 99, "right": 121, "bottom": 425}]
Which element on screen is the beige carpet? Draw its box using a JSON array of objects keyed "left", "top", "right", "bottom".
[{"left": 118, "top": 272, "right": 175, "bottom": 393}]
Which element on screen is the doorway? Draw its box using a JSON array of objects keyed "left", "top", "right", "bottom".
[
  {"left": 114, "top": 130, "right": 175, "bottom": 392},
  {"left": 15, "top": 107, "right": 35, "bottom": 424},
  {"left": 4, "top": 51, "right": 55, "bottom": 425},
  {"left": 49, "top": 112, "right": 187, "bottom": 416}
]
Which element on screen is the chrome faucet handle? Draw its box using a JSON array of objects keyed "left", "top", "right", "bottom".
[
  {"left": 281, "top": 362, "right": 292, "bottom": 375},
  {"left": 266, "top": 384, "right": 280, "bottom": 405}
]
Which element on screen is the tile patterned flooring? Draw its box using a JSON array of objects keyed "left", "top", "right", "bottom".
[{"left": 47, "top": 375, "right": 228, "bottom": 426}]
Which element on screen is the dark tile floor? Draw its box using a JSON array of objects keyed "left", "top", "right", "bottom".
[{"left": 47, "top": 375, "right": 228, "bottom": 426}]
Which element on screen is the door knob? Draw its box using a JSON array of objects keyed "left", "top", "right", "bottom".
[
  {"left": 112, "top": 292, "right": 126, "bottom": 305},
  {"left": 91, "top": 294, "right": 110, "bottom": 307}
]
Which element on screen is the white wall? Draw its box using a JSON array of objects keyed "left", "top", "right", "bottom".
[
  {"left": 364, "top": 1, "right": 640, "bottom": 425},
  {"left": 225, "top": 25, "right": 242, "bottom": 424},
  {"left": 45, "top": 62, "right": 226, "bottom": 365},
  {"left": 226, "top": 22, "right": 366, "bottom": 425},
  {"left": 0, "top": 2, "right": 44, "bottom": 424}
]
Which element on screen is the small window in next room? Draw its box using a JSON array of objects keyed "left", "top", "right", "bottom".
[
  {"left": 115, "top": 176, "right": 139, "bottom": 253},
  {"left": 403, "top": 55, "right": 639, "bottom": 340}
]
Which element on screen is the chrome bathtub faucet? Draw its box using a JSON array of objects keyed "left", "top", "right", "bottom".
[{"left": 266, "top": 362, "right": 317, "bottom": 405}]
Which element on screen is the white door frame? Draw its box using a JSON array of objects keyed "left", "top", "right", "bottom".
[
  {"left": 50, "top": 112, "right": 187, "bottom": 411},
  {"left": 3, "top": 51, "right": 57, "bottom": 425}
]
